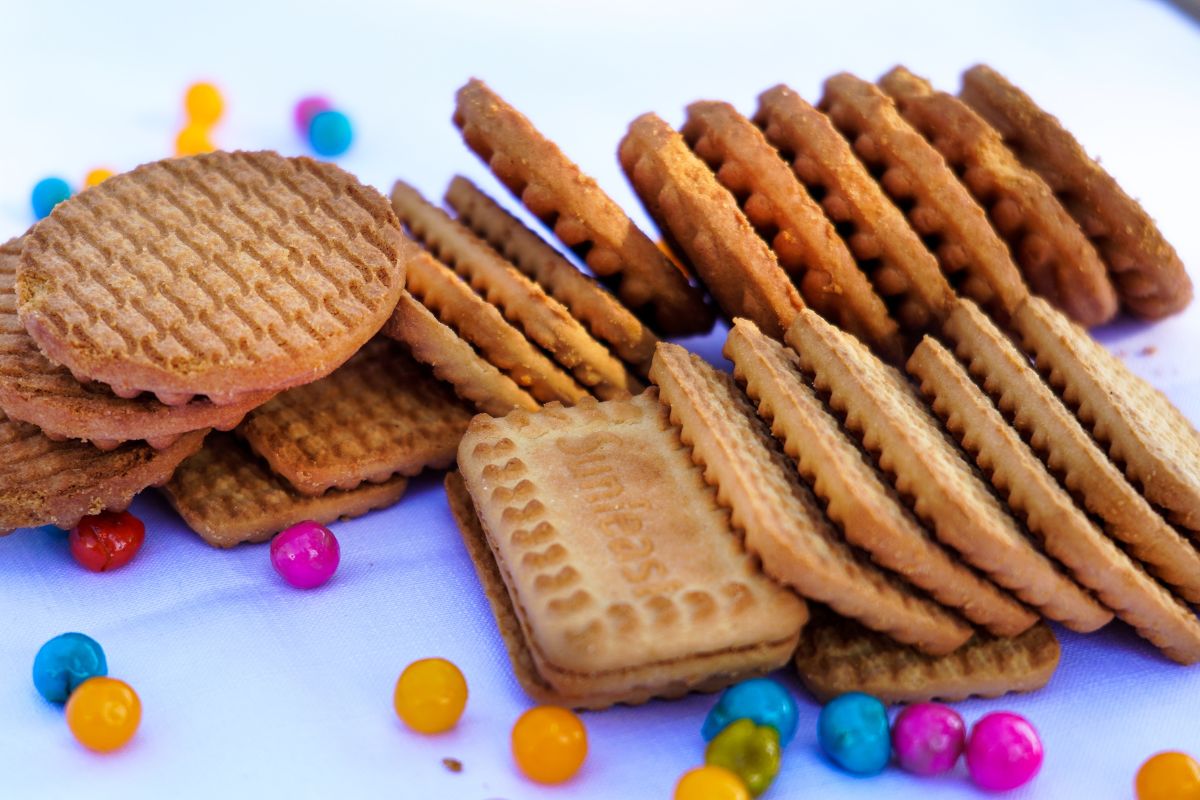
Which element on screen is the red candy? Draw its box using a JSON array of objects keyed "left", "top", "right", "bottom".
[{"left": 69, "top": 511, "right": 145, "bottom": 572}]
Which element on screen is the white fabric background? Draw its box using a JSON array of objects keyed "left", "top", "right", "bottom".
[{"left": 1, "top": 1, "right": 1199, "bottom": 797}]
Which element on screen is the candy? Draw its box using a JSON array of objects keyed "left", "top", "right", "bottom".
[
  {"left": 185, "top": 81, "right": 223, "bottom": 127},
  {"left": 965, "top": 711, "right": 1043, "bottom": 791},
  {"left": 511, "top": 706, "right": 588, "bottom": 784},
  {"left": 32, "top": 633, "right": 107, "bottom": 704},
  {"left": 674, "top": 765, "right": 751, "bottom": 800},
  {"left": 704, "top": 719, "right": 781, "bottom": 797},
  {"left": 31, "top": 177, "right": 71, "bottom": 220},
  {"left": 817, "top": 692, "right": 891, "bottom": 775},
  {"left": 65, "top": 676, "right": 141, "bottom": 753},
  {"left": 175, "top": 125, "right": 215, "bottom": 157},
  {"left": 270, "top": 520, "right": 340, "bottom": 589},
  {"left": 69, "top": 511, "right": 145, "bottom": 572},
  {"left": 308, "top": 110, "right": 353, "bottom": 157},
  {"left": 702, "top": 677, "right": 798, "bottom": 746},
  {"left": 1136, "top": 751, "right": 1200, "bottom": 800},
  {"left": 294, "top": 95, "right": 333, "bottom": 136},
  {"left": 393, "top": 657, "right": 468, "bottom": 734},
  {"left": 891, "top": 702, "right": 966, "bottom": 776},
  {"left": 84, "top": 168, "right": 114, "bottom": 188}
]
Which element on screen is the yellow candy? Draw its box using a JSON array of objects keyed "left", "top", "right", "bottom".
[
  {"left": 175, "top": 125, "right": 215, "bottom": 157},
  {"left": 393, "top": 658, "right": 468, "bottom": 734},
  {"left": 65, "top": 677, "right": 141, "bottom": 753},
  {"left": 84, "top": 168, "right": 113, "bottom": 188},
  {"left": 675, "top": 765, "right": 750, "bottom": 800},
  {"left": 185, "top": 82, "right": 223, "bottom": 127}
]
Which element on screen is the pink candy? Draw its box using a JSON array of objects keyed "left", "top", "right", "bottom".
[
  {"left": 892, "top": 703, "right": 966, "bottom": 776},
  {"left": 294, "top": 95, "right": 333, "bottom": 136},
  {"left": 270, "top": 521, "right": 340, "bottom": 589},
  {"left": 965, "top": 711, "right": 1043, "bottom": 791}
]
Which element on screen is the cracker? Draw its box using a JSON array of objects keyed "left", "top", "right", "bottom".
[
  {"left": 619, "top": 113, "right": 805, "bottom": 340},
  {"left": 240, "top": 337, "right": 472, "bottom": 495},
  {"left": 0, "top": 412, "right": 206, "bottom": 533},
  {"left": 391, "top": 180, "right": 641, "bottom": 400},
  {"left": 786, "top": 308, "right": 1112, "bottom": 632},
  {"left": 650, "top": 342, "right": 972, "bottom": 655},
  {"left": 794, "top": 608, "right": 1059, "bottom": 704},
  {"left": 17, "top": 151, "right": 406, "bottom": 405},
  {"left": 445, "top": 176, "right": 659, "bottom": 372},
  {"left": 1013, "top": 296, "right": 1200, "bottom": 532},
  {"left": 724, "top": 318, "right": 1035, "bottom": 637},
  {"left": 881, "top": 67, "right": 1117, "bottom": 328},
  {"left": 454, "top": 79, "right": 713, "bottom": 336},
  {"left": 456, "top": 392, "right": 807, "bottom": 707},
  {"left": 944, "top": 298, "right": 1200, "bottom": 604},
  {"left": 909, "top": 336, "right": 1200, "bottom": 664},
  {"left": 961, "top": 64, "right": 1191, "bottom": 319},
  {"left": 820, "top": 73, "right": 1029, "bottom": 319},
  {"left": 754, "top": 85, "right": 954, "bottom": 333},
  {"left": 161, "top": 432, "right": 407, "bottom": 548}
]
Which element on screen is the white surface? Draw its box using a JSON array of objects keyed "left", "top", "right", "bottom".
[{"left": 1, "top": 1, "right": 1199, "bottom": 797}]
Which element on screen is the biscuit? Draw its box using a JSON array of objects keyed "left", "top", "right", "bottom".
[
  {"left": 943, "top": 298, "right": 1200, "bottom": 604},
  {"left": 240, "top": 337, "right": 472, "bottom": 495},
  {"left": 961, "top": 64, "right": 1191, "bottom": 319},
  {"left": 681, "top": 101, "right": 904, "bottom": 362},
  {"left": 881, "top": 67, "right": 1117, "bottom": 327},
  {"left": 820, "top": 73, "right": 1029, "bottom": 319},
  {"left": 0, "top": 237, "right": 270, "bottom": 449},
  {"left": 17, "top": 150, "right": 406, "bottom": 405},
  {"left": 455, "top": 391, "right": 807, "bottom": 707},
  {"left": 445, "top": 176, "right": 659, "bottom": 372},
  {"left": 754, "top": 85, "right": 954, "bottom": 333},
  {"left": 909, "top": 336, "right": 1200, "bottom": 664},
  {"left": 724, "top": 318, "right": 1035, "bottom": 637},
  {"left": 162, "top": 432, "right": 408, "bottom": 548},
  {"left": 383, "top": 290, "right": 538, "bottom": 417},
  {"left": 786, "top": 308, "right": 1112, "bottom": 632},
  {"left": 1013, "top": 296, "right": 1200, "bottom": 532},
  {"left": 0, "top": 411, "right": 206, "bottom": 533},
  {"left": 620, "top": 113, "right": 805, "bottom": 340},
  {"left": 651, "top": 342, "right": 972, "bottom": 655},
  {"left": 794, "top": 608, "right": 1060, "bottom": 704},
  {"left": 402, "top": 244, "right": 586, "bottom": 406},
  {"left": 391, "top": 180, "right": 641, "bottom": 400},
  {"left": 454, "top": 79, "right": 713, "bottom": 336}
]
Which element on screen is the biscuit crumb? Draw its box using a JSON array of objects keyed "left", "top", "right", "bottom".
[
  {"left": 1140, "top": 345, "right": 1158, "bottom": 357},
  {"left": 442, "top": 757, "right": 463, "bottom": 774}
]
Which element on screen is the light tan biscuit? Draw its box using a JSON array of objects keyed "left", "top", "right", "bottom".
[
  {"left": 786, "top": 308, "right": 1112, "bottom": 632},
  {"left": 445, "top": 176, "right": 660, "bottom": 372},
  {"left": 161, "top": 432, "right": 408, "bottom": 548},
  {"left": 794, "top": 609, "right": 1059, "bottom": 704},
  {"left": 909, "top": 336, "right": 1200, "bottom": 664},
  {"left": 944, "top": 298, "right": 1200, "bottom": 604},
  {"left": 240, "top": 337, "right": 472, "bottom": 495},
  {"left": 456, "top": 392, "right": 807, "bottom": 707},
  {"left": 454, "top": 79, "right": 713, "bottom": 336},
  {"left": 383, "top": 291, "right": 538, "bottom": 417},
  {"left": 391, "top": 180, "right": 641, "bottom": 400},
  {"left": 650, "top": 342, "right": 972, "bottom": 655},
  {"left": 820, "top": 73, "right": 1029, "bottom": 319},
  {"left": 0, "top": 412, "right": 206, "bottom": 533},
  {"left": 881, "top": 67, "right": 1117, "bottom": 327},
  {"left": 724, "top": 318, "right": 1035, "bottom": 637},
  {"left": 17, "top": 150, "right": 406, "bottom": 405},
  {"left": 619, "top": 113, "right": 805, "bottom": 340},
  {"left": 961, "top": 65, "right": 1191, "bottom": 319},
  {"left": 754, "top": 85, "right": 954, "bottom": 333},
  {"left": 1013, "top": 296, "right": 1200, "bottom": 532}
]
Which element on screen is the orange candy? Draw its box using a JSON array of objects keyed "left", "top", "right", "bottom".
[
  {"left": 511, "top": 706, "right": 588, "bottom": 784},
  {"left": 674, "top": 765, "right": 751, "bottom": 800},
  {"left": 175, "top": 125, "right": 214, "bottom": 157},
  {"left": 65, "top": 677, "right": 141, "bottom": 753},
  {"left": 84, "top": 168, "right": 113, "bottom": 188},
  {"left": 185, "top": 82, "right": 223, "bottom": 127},
  {"left": 1136, "top": 751, "right": 1200, "bottom": 800},
  {"left": 393, "top": 658, "right": 467, "bottom": 734}
]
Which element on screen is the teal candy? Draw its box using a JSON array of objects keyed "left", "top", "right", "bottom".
[
  {"left": 31, "top": 177, "right": 71, "bottom": 220},
  {"left": 308, "top": 110, "right": 353, "bottom": 157},
  {"left": 32, "top": 633, "right": 107, "bottom": 704},
  {"left": 817, "top": 692, "right": 891, "bottom": 775},
  {"left": 702, "top": 678, "right": 799, "bottom": 746}
]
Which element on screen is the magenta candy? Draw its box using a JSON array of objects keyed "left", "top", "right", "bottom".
[
  {"left": 270, "top": 521, "right": 340, "bottom": 589},
  {"left": 892, "top": 703, "right": 966, "bottom": 776},
  {"left": 294, "top": 96, "right": 333, "bottom": 136},
  {"left": 966, "top": 712, "right": 1043, "bottom": 791}
]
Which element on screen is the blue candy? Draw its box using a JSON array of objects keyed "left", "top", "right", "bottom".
[
  {"left": 31, "top": 177, "right": 72, "bottom": 220},
  {"left": 702, "top": 678, "right": 799, "bottom": 746},
  {"left": 308, "top": 110, "right": 353, "bottom": 157},
  {"left": 817, "top": 692, "right": 891, "bottom": 775},
  {"left": 32, "top": 632, "right": 107, "bottom": 704}
]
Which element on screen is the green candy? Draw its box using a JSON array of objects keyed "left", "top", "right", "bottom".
[{"left": 704, "top": 718, "right": 782, "bottom": 797}]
